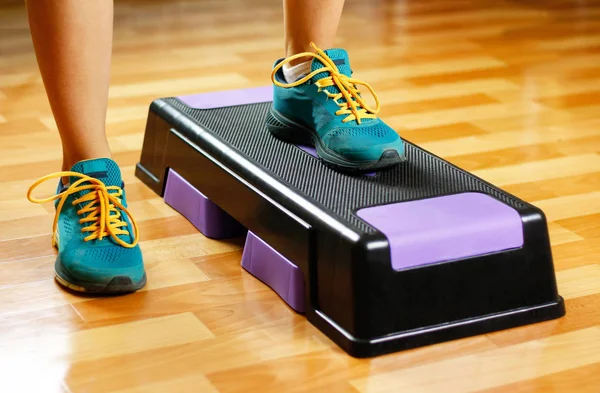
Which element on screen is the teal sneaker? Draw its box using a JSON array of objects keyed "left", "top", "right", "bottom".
[
  {"left": 27, "top": 158, "right": 146, "bottom": 294},
  {"left": 267, "top": 42, "right": 406, "bottom": 172}
]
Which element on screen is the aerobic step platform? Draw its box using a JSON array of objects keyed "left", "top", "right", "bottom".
[{"left": 135, "top": 86, "right": 565, "bottom": 358}]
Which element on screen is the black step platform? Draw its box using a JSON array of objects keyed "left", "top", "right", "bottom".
[{"left": 135, "top": 86, "right": 565, "bottom": 358}]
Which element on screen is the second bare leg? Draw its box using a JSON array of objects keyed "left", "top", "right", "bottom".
[
  {"left": 26, "top": 0, "right": 114, "bottom": 171},
  {"left": 283, "top": 0, "right": 346, "bottom": 66}
]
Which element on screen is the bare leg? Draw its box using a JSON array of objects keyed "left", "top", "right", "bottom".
[
  {"left": 26, "top": 0, "right": 114, "bottom": 172},
  {"left": 283, "top": 0, "right": 346, "bottom": 65},
  {"left": 25, "top": 1, "right": 146, "bottom": 295}
]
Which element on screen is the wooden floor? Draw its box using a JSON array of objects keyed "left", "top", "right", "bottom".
[{"left": 1, "top": 0, "right": 600, "bottom": 391}]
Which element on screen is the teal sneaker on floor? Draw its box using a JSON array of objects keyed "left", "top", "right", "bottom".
[
  {"left": 267, "top": 42, "right": 406, "bottom": 173},
  {"left": 27, "top": 158, "right": 146, "bottom": 294}
]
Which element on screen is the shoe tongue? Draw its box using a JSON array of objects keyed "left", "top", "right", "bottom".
[
  {"left": 70, "top": 158, "right": 122, "bottom": 188},
  {"left": 310, "top": 48, "right": 373, "bottom": 124},
  {"left": 310, "top": 48, "right": 352, "bottom": 82}
]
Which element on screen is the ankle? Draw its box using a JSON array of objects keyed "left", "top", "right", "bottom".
[
  {"left": 62, "top": 143, "right": 112, "bottom": 171},
  {"left": 285, "top": 41, "right": 315, "bottom": 66}
]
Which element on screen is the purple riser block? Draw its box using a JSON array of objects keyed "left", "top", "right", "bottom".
[
  {"left": 177, "top": 86, "right": 273, "bottom": 109},
  {"left": 163, "top": 169, "right": 246, "bottom": 239},
  {"left": 357, "top": 192, "right": 524, "bottom": 270},
  {"left": 163, "top": 169, "right": 305, "bottom": 312},
  {"left": 241, "top": 232, "right": 305, "bottom": 313}
]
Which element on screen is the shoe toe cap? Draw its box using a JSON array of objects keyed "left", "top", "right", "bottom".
[{"left": 323, "top": 123, "right": 405, "bottom": 161}]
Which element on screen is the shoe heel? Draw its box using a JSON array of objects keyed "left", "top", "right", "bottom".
[{"left": 266, "top": 107, "right": 313, "bottom": 146}]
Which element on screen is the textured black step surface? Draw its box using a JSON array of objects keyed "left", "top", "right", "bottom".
[{"left": 166, "top": 98, "right": 527, "bottom": 231}]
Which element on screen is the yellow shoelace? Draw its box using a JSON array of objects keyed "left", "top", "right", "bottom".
[
  {"left": 27, "top": 172, "right": 139, "bottom": 248},
  {"left": 271, "top": 42, "right": 381, "bottom": 124}
]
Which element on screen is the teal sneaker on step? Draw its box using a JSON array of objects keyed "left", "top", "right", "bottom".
[
  {"left": 267, "top": 42, "right": 406, "bottom": 173},
  {"left": 27, "top": 158, "right": 146, "bottom": 294}
]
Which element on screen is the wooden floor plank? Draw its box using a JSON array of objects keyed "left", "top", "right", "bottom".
[
  {"left": 349, "top": 328, "right": 600, "bottom": 393},
  {"left": 478, "top": 361, "right": 600, "bottom": 393}
]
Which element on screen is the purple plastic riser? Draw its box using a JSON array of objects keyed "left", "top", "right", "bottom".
[
  {"left": 241, "top": 232, "right": 305, "bottom": 313},
  {"left": 357, "top": 192, "right": 524, "bottom": 270},
  {"left": 163, "top": 169, "right": 306, "bottom": 312},
  {"left": 163, "top": 169, "right": 246, "bottom": 239}
]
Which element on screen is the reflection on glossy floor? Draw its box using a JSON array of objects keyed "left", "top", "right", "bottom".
[{"left": 1, "top": 0, "right": 600, "bottom": 391}]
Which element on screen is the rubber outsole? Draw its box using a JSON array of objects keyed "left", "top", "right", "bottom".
[
  {"left": 54, "top": 259, "right": 147, "bottom": 294},
  {"left": 266, "top": 106, "right": 406, "bottom": 173}
]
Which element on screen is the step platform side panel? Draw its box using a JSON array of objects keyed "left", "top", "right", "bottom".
[{"left": 135, "top": 100, "right": 173, "bottom": 196}]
